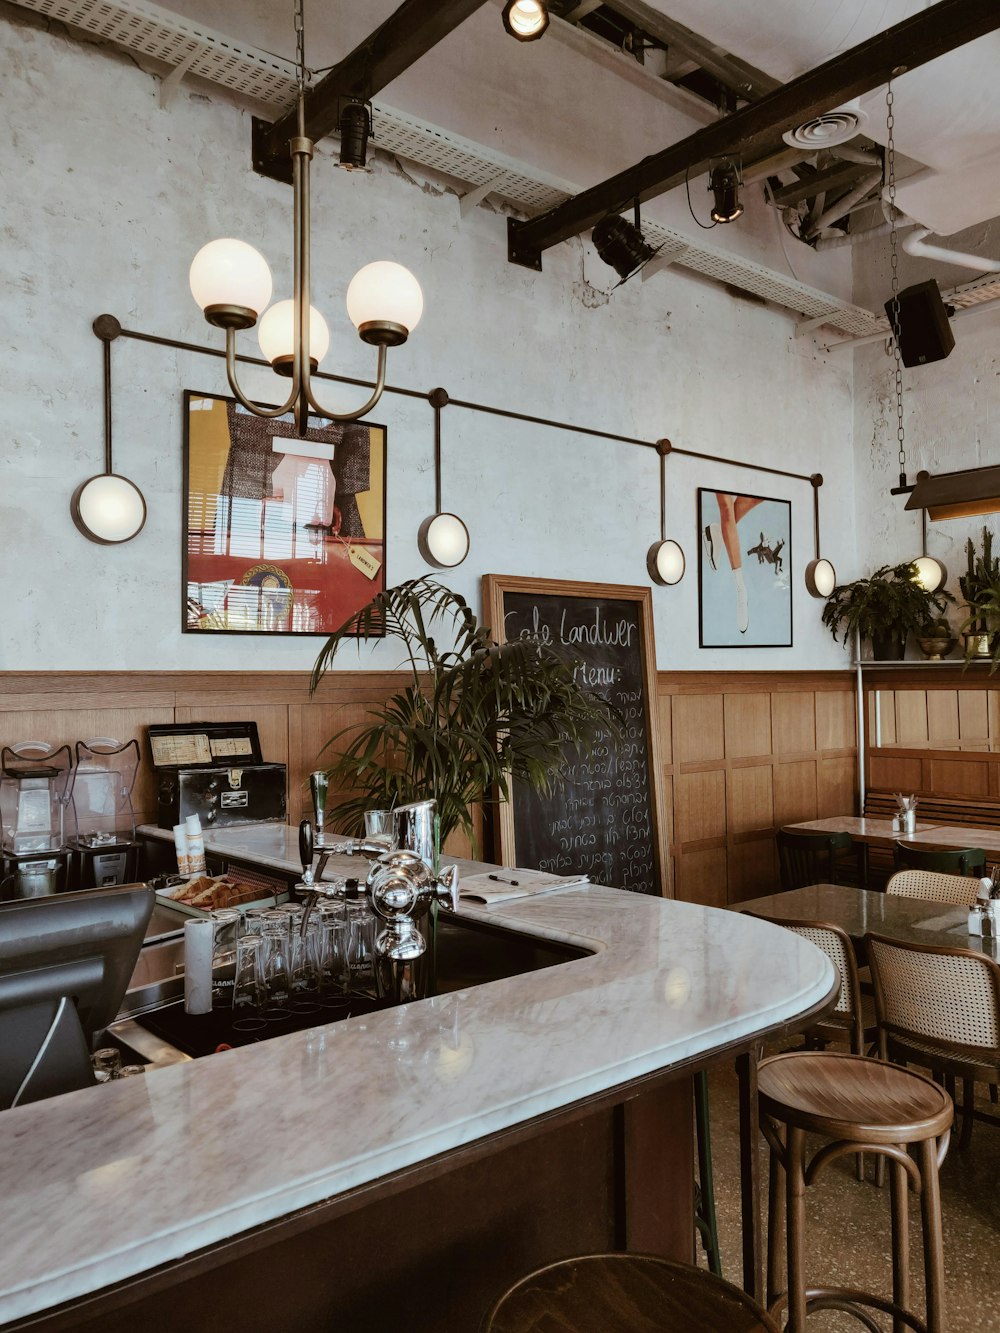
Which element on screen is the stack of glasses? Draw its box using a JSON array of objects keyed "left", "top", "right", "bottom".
[{"left": 210, "top": 887, "right": 379, "bottom": 1034}]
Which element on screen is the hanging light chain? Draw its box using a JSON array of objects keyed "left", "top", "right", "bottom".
[{"left": 885, "top": 79, "right": 906, "bottom": 482}]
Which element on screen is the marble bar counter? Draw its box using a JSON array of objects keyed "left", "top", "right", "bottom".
[{"left": 0, "top": 824, "right": 836, "bottom": 1332}]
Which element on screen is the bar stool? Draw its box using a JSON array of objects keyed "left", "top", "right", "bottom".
[
  {"left": 481, "top": 1253, "right": 781, "bottom": 1332},
  {"left": 759, "top": 1050, "right": 952, "bottom": 1332}
]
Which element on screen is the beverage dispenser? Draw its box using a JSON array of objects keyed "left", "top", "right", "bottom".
[
  {"left": 66, "top": 738, "right": 142, "bottom": 889},
  {"left": 0, "top": 742, "right": 74, "bottom": 899}
]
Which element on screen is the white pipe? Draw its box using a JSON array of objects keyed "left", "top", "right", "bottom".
[
  {"left": 901, "top": 227, "right": 1000, "bottom": 273},
  {"left": 812, "top": 220, "right": 895, "bottom": 251},
  {"left": 804, "top": 171, "right": 882, "bottom": 239}
]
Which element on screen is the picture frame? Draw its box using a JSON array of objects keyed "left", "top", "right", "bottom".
[
  {"left": 697, "top": 487, "right": 792, "bottom": 648},
  {"left": 182, "top": 390, "right": 386, "bottom": 636}
]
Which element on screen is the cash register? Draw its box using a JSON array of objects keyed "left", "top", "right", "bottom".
[{"left": 0, "top": 884, "right": 152, "bottom": 1108}]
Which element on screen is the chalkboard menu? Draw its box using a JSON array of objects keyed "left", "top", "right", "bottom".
[{"left": 483, "top": 576, "right": 667, "bottom": 896}]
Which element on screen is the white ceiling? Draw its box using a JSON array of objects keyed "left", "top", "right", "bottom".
[{"left": 643, "top": 0, "right": 1000, "bottom": 236}]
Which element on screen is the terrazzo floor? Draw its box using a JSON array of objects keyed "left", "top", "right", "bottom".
[{"left": 706, "top": 1061, "right": 1000, "bottom": 1331}]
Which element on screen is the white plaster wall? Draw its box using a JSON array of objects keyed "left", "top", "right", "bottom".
[
  {"left": 0, "top": 11, "right": 855, "bottom": 671},
  {"left": 851, "top": 217, "right": 1000, "bottom": 597}
]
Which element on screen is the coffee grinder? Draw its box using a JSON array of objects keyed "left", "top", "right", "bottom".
[
  {"left": 0, "top": 742, "right": 75, "bottom": 899},
  {"left": 67, "top": 738, "right": 142, "bottom": 890}
]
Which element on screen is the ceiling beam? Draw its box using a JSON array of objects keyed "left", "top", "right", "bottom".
[
  {"left": 255, "top": 0, "right": 489, "bottom": 179},
  {"left": 508, "top": 0, "right": 1000, "bottom": 267},
  {"left": 605, "top": 0, "right": 781, "bottom": 100},
  {"left": 769, "top": 159, "right": 876, "bottom": 208}
]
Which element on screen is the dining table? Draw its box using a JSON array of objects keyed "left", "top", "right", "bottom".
[
  {"left": 784, "top": 816, "right": 943, "bottom": 888},
  {"left": 734, "top": 881, "right": 1000, "bottom": 961}
]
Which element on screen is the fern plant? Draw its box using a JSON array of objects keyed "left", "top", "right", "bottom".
[
  {"left": 821, "top": 562, "right": 953, "bottom": 658},
  {"left": 309, "top": 578, "right": 621, "bottom": 847}
]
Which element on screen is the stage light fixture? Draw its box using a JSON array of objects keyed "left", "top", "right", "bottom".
[{"left": 502, "top": 1, "right": 549, "bottom": 41}]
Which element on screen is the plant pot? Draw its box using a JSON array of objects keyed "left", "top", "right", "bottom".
[
  {"left": 916, "top": 635, "right": 958, "bottom": 661},
  {"left": 963, "top": 631, "right": 995, "bottom": 659},
  {"left": 870, "top": 629, "right": 905, "bottom": 661}
]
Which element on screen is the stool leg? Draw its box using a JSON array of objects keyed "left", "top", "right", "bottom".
[
  {"left": 960, "top": 1078, "right": 975, "bottom": 1151},
  {"left": 785, "top": 1126, "right": 808, "bottom": 1333},
  {"left": 889, "top": 1154, "right": 910, "bottom": 1333},
  {"left": 694, "top": 1070, "right": 722, "bottom": 1277},
  {"left": 766, "top": 1126, "right": 785, "bottom": 1311},
  {"left": 918, "top": 1138, "right": 946, "bottom": 1333}
]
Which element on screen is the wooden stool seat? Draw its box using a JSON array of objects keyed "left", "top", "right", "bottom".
[
  {"left": 482, "top": 1253, "right": 781, "bottom": 1333},
  {"left": 759, "top": 1050, "right": 953, "bottom": 1332},
  {"left": 758, "top": 1050, "right": 953, "bottom": 1144}
]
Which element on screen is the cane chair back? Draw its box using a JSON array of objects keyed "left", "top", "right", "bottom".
[
  {"left": 776, "top": 829, "right": 852, "bottom": 892},
  {"left": 893, "top": 842, "right": 986, "bottom": 877},
  {"left": 746, "top": 914, "right": 865, "bottom": 1052},
  {"left": 866, "top": 932, "right": 1000, "bottom": 1080},
  {"left": 886, "top": 869, "right": 981, "bottom": 906}
]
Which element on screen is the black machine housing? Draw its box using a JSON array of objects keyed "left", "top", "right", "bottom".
[{"left": 147, "top": 722, "right": 287, "bottom": 830}]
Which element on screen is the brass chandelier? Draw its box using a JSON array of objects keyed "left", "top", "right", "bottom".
[{"left": 188, "top": 0, "right": 423, "bottom": 435}]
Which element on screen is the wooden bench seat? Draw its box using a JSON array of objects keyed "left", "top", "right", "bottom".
[{"left": 864, "top": 790, "right": 1000, "bottom": 830}]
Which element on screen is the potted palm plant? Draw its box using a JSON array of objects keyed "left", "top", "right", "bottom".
[
  {"left": 821, "top": 563, "right": 954, "bottom": 660},
  {"left": 309, "top": 578, "right": 620, "bottom": 851}
]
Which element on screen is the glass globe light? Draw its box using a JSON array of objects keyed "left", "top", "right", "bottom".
[
  {"left": 503, "top": 0, "right": 550, "bottom": 40},
  {"left": 804, "top": 558, "right": 837, "bottom": 598},
  {"left": 257, "top": 300, "right": 331, "bottom": 373},
  {"left": 912, "top": 555, "right": 947, "bottom": 593},
  {"left": 71, "top": 474, "right": 147, "bottom": 545},
  {"left": 347, "top": 262, "right": 423, "bottom": 346},
  {"left": 646, "top": 539, "right": 686, "bottom": 586},
  {"left": 418, "top": 512, "right": 470, "bottom": 569},
  {"left": 189, "top": 239, "right": 273, "bottom": 330}
]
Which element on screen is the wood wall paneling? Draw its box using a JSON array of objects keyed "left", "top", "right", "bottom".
[
  {"left": 723, "top": 692, "right": 771, "bottom": 760},
  {"left": 671, "top": 695, "right": 723, "bottom": 765},
  {"left": 771, "top": 692, "right": 816, "bottom": 755},
  {"left": 772, "top": 759, "right": 818, "bottom": 827},
  {"left": 816, "top": 690, "right": 855, "bottom": 752}
]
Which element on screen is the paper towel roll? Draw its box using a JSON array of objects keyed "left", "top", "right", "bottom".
[{"left": 184, "top": 918, "right": 214, "bottom": 1015}]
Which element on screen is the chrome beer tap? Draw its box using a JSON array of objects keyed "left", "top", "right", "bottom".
[
  {"left": 366, "top": 849, "right": 459, "bottom": 1005},
  {"left": 309, "top": 771, "right": 329, "bottom": 849}
]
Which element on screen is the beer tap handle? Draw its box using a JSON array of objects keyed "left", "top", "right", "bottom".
[
  {"left": 298, "top": 818, "right": 314, "bottom": 885},
  {"left": 434, "top": 864, "right": 460, "bottom": 913}
]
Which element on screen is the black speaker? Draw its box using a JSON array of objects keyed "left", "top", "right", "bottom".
[{"left": 884, "top": 279, "right": 955, "bottom": 367}]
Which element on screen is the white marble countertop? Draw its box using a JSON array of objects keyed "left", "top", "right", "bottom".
[{"left": 0, "top": 825, "right": 834, "bottom": 1326}]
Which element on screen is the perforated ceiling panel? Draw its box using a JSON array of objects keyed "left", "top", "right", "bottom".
[{"left": 11, "top": 0, "right": 887, "bottom": 337}]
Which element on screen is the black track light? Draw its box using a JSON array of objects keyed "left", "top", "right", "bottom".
[
  {"left": 338, "top": 99, "right": 372, "bottom": 171},
  {"left": 709, "top": 161, "right": 744, "bottom": 223},
  {"left": 502, "top": 0, "right": 550, "bottom": 41},
  {"left": 592, "top": 214, "right": 657, "bottom": 285}
]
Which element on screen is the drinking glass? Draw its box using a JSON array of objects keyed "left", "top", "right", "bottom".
[
  {"left": 211, "top": 909, "right": 241, "bottom": 1008},
  {"left": 92, "top": 1047, "right": 121, "bottom": 1080},
  {"left": 260, "top": 914, "right": 291, "bottom": 1018},
  {"left": 242, "top": 907, "right": 271, "bottom": 938},
  {"left": 288, "top": 915, "right": 322, "bottom": 1014},
  {"left": 364, "top": 808, "right": 394, "bottom": 854},
  {"left": 317, "top": 912, "right": 349, "bottom": 1004},
  {"left": 232, "top": 934, "right": 267, "bottom": 1032},
  {"left": 345, "top": 899, "right": 378, "bottom": 998}
]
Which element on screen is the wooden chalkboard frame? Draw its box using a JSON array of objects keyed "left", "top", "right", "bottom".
[{"left": 483, "top": 574, "right": 670, "bottom": 898}]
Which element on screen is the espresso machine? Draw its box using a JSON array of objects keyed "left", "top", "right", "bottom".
[
  {"left": 66, "top": 738, "right": 142, "bottom": 890},
  {"left": 0, "top": 742, "right": 75, "bottom": 899}
]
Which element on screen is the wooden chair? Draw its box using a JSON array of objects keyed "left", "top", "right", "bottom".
[
  {"left": 759, "top": 1050, "right": 952, "bottom": 1332},
  {"left": 776, "top": 828, "right": 853, "bottom": 891},
  {"left": 893, "top": 841, "right": 986, "bottom": 877},
  {"left": 886, "top": 868, "right": 981, "bottom": 906},
  {"left": 481, "top": 1253, "right": 781, "bottom": 1332},
  {"left": 866, "top": 931, "right": 1000, "bottom": 1151},
  {"left": 745, "top": 915, "right": 868, "bottom": 1056}
]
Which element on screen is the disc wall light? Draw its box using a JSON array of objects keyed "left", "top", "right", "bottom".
[
  {"left": 803, "top": 473, "right": 836, "bottom": 597},
  {"left": 646, "top": 439, "right": 686, "bottom": 585},
  {"left": 70, "top": 315, "right": 147, "bottom": 545},
  {"left": 418, "top": 388, "right": 470, "bottom": 570}
]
